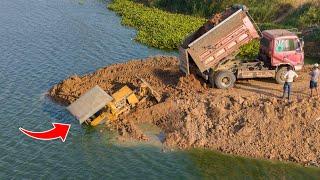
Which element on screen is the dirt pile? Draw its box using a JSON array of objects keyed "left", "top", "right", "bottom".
[
  {"left": 49, "top": 56, "right": 180, "bottom": 141},
  {"left": 48, "top": 56, "right": 180, "bottom": 105},
  {"left": 192, "top": 7, "right": 236, "bottom": 44},
  {"left": 49, "top": 56, "right": 320, "bottom": 167},
  {"left": 162, "top": 94, "right": 320, "bottom": 167}
]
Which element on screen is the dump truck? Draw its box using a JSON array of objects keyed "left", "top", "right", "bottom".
[
  {"left": 179, "top": 5, "right": 304, "bottom": 89},
  {"left": 67, "top": 78, "right": 161, "bottom": 126}
]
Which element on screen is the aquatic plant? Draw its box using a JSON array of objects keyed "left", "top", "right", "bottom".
[
  {"left": 109, "top": 0, "right": 261, "bottom": 59},
  {"left": 108, "top": 0, "right": 206, "bottom": 50}
]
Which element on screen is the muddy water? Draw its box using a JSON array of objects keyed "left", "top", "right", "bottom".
[{"left": 0, "top": 0, "right": 319, "bottom": 179}]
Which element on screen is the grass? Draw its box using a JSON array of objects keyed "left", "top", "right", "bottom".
[
  {"left": 137, "top": 0, "right": 319, "bottom": 30},
  {"left": 188, "top": 149, "right": 320, "bottom": 179},
  {"left": 284, "top": 3, "right": 320, "bottom": 28},
  {"left": 135, "top": 0, "right": 316, "bottom": 23}
]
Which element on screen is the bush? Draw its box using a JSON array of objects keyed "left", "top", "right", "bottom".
[
  {"left": 298, "top": 7, "right": 320, "bottom": 27},
  {"left": 238, "top": 40, "right": 260, "bottom": 60},
  {"left": 304, "top": 28, "right": 320, "bottom": 42},
  {"left": 134, "top": 0, "right": 291, "bottom": 23},
  {"left": 283, "top": 3, "right": 320, "bottom": 28},
  {"left": 258, "top": 23, "right": 291, "bottom": 31}
]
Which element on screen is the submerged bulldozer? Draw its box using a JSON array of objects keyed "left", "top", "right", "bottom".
[{"left": 67, "top": 77, "right": 161, "bottom": 126}]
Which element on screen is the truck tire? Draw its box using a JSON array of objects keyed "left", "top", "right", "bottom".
[
  {"left": 208, "top": 70, "right": 215, "bottom": 88},
  {"left": 214, "top": 70, "right": 236, "bottom": 89},
  {"left": 275, "top": 67, "right": 287, "bottom": 84}
]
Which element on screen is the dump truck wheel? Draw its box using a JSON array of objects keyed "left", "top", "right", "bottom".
[
  {"left": 276, "top": 67, "right": 287, "bottom": 84},
  {"left": 214, "top": 70, "right": 236, "bottom": 89}
]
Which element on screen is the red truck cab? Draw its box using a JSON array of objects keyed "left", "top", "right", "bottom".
[{"left": 260, "top": 29, "right": 304, "bottom": 71}]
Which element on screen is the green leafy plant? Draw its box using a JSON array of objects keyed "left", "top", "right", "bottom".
[
  {"left": 258, "top": 23, "right": 292, "bottom": 31},
  {"left": 298, "top": 7, "right": 320, "bottom": 27},
  {"left": 283, "top": 3, "right": 320, "bottom": 28},
  {"left": 133, "top": 0, "right": 300, "bottom": 23},
  {"left": 304, "top": 28, "right": 320, "bottom": 42},
  {"left": 109, "top": 0, "right": 261, "bottom": 58},
  {"left": 108, "top": 0, "right": 206, "bottom": 50},
  {"left": 238, "top": 40, "right": 260, "bottom": 60}
]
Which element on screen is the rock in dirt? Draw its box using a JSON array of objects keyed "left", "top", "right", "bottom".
[{"left": 48, "top": 56, "right": 320, "bottom": 167}]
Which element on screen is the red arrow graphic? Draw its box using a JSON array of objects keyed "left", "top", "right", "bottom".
[{"left": 19, "top": 123, "right": 71, "bottom": 142}]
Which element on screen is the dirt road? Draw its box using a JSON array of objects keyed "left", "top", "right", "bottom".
[{"left": 49, "top": 56, "right": 320, "bottom": 167}]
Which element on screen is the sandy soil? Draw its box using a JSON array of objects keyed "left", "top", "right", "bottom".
[{"left": 49, "top": 56, "right": 320, "bottom": 167}]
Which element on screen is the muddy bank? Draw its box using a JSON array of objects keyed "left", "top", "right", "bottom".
[{"left": 49, "top": 56, "right": 320, "bottom": 167}]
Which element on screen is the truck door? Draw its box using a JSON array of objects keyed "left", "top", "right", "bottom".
[{"left": 272, "top": 38, "right": 304, "bottom": 67}]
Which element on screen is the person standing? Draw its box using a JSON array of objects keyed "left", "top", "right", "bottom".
[
  {"left": 310, "top": 63, "right": 320, "bottom": 97},
  {"left": 282, "top": 66, "right": 298, "bottom": 101}
]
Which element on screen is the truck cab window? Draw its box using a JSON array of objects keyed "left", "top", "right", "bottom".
[{"left": 275, "top": 39, "right": 298, "bottom": 52}]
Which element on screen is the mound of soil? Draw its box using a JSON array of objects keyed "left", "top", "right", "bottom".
[
  {"left": 49, "top": 56, "right": 320, "bottom": 167},
  {"left": 185, "top": 7, "right": 236, "bottom": 47}
]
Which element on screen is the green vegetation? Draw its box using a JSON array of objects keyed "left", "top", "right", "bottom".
[
  {"left": 136, "top": 0, "right": 319, "bottom": 27},
  {"left": 284, "top": 3, "right": 320, "bottom": 28},
  {"left": 136, "top": 0, "right": 287, "bottom": 22},
  {"left": 188, "top": 149, "right": 320, "bottom": 179},
  {"left": 109, "top": 0, "right": 319, "bottom": 58},
  {"left": 108, "top": 0, "right": 259, "bottom": 57},
  {"left": 299, "top": 7, "right": 320, "bottom": 27},
  {"left": 258, "top": 23, "right": 290, "bottom": 31},
  {"left": 238, "top": 40, "right": 260, "bottom": 59},
  {"left": 306, "top": 29, "right": 320, "bottom": 42},
  {"left": 305, "top": 57, "right": 319, "bottom": 64},
  {"left": 108, "top": 0, "right": 206, "bottom": 50}
]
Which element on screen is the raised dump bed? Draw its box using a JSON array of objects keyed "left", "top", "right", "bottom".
[
  {"left": 179, "top": 5, "right": 304, "bottom": 89},
  {"left": 180, "top": 6, "right": 260, "bottom": 74}
]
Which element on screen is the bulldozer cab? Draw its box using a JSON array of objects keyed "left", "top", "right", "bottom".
[{"left": 66, "top": 85, "right": 113, "bottom": 125}]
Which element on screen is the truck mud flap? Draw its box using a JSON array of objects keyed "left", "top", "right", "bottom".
[
  {"left": 179, "top": 47, "right": 190, "bottom": 75},
  {"left": 237, "top": 69, "right": 276, "bottom": 79}
]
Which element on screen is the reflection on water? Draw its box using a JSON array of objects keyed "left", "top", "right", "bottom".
[{"left": 189, "top": 149, "right": 320, "bottom": 179}]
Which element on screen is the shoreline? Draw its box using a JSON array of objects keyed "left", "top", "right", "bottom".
[{"left": 49, "top": 56, "right": 320, "bottom": 167}]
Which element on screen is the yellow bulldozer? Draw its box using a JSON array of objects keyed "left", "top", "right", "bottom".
[{"left": 67, "top": 77, "right": 161, "bottom": 126}]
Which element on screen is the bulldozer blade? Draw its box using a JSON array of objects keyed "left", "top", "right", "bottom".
[{"left": 136, "top": 76, "right": 162, "bottom": 102}]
